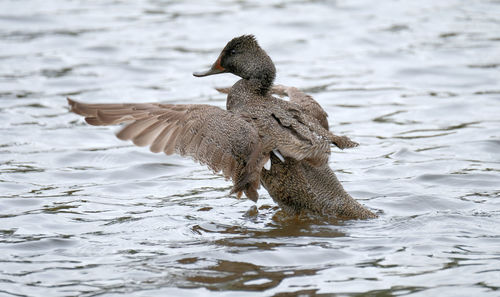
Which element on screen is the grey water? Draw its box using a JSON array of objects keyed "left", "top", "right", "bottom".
[{"left": 1, "top": 0, "right": 499, "bottom": 296}]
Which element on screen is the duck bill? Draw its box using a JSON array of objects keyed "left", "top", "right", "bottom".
[{"left": 193, "top": 55, "right": 227, "bottom": 77}]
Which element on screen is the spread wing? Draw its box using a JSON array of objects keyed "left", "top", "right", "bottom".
[{"left": 67, "top": 98, "right": 264, "bottom": 201}]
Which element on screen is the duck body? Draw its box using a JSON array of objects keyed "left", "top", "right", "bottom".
[
  {"left": 224, "top": 81, "right": 376, "bottom": 219},
  {"left": 68, "top": 35, "right": 377, "bottom": 220},
  {"left": 227, "top": 81, "right": 330, "bottom": 166}
]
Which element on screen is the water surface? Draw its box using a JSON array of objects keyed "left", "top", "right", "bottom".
[{"left": 1, "top": 0, "right": 499, "bottom": 296}]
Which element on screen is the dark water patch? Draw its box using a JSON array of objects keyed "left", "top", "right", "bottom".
[
  {"left": 415, "top": 145, "right": 450, "bottom": 152},
  {"left": 327, "top": 86, "right": 405, "bottom": 93},
  {"left": 474, "top": 90, "right": 500, "bottom": 95},
  {"left": 0, "top": 13, "right": 51, "bottom": 23},
  {"left": 468, "top": 63, "right": 500, "bottom": 69},
  {"left": 84, "top": 45, "right": 118, "bottom": 53},
  {"left": 168, "top": 46, "right": 216, "bottom": 54},
  {"left": 372, "top": 110, "right": 421, "bottom": 125},
  {"left": 103, "top": 216, "right": 142, "bottom": 226},
  {"left": 383, "top": 24, "right": 410, "bottom": 32},
  {"left": 143, "top": 9, "right": 168, "bottom": 15},
  {"left": 40, "top": 67, "right": 73, "bottom": 79},
  {"left": 0, "top": 161, "right": 45, "bottom": 174},
  {"left": 1, "top": 237, "right": 77, "bottom": 251},
  {"left": 428, "top": 91, "right": 459, "bottom": 97},
  {"left": 7, "top": 103, "right": 47, "bottom": 110},
  {"left": 398, "top": 122, "right": 481, "bottom": 135},
  {"left": 185, "top": 260, "right": 319, "bottom": 291},
  {"left": 393, "top": 132, "right": 455, "bottom": 139},
  {"left": 58, "top": 88, "right": 101, "bottom": 97},
  {"left": 439, "top": 32, "right": 460, "bottom": 38},
  {"left": 0, "top": 91, "right": 43, "bottom": 99},
  {"left": 0, "top": 28, "right": 106, "bottom": 42},
  {"left": 42, "top": 204, "right": 79, "bottom": 214},
  {"left": 400, "top": 91, "right": 459, "bottom": 98},
  {"left": 10, "top": 121, "right": 45, "bottom": 127},
  {"left": 417, "top": 173, "right": 499, "bottom": 188},
  {"left": 191, "top": 219, "right": 345, "bottom": 239}
]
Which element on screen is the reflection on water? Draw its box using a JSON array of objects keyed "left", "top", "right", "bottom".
[{"left": 1, "top": 0, "right": 500, "bottom": 296}]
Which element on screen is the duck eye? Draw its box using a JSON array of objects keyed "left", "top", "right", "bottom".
[{"left": 229, "top": 49, "right": 236, "bottom": 55}]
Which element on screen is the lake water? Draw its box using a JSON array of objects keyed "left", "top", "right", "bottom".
[{"left": 1, "top": 0, "right": 499, "bottom": 296}]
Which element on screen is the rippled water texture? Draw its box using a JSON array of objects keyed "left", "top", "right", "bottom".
[{"left": 1, "top": 1, "right": 499, "bottom": 296}]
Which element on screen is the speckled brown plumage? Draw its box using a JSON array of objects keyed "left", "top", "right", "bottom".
[
  {"left": 68, "top": 35, "right": 377, "bottom": 219},
  {"left": 218, "top": 84, "right": 376, "bottom": 219},
  {"left": 261, "top": 153, "right": 377, "bottom": 219},
  {"left": 67, "top": 100, "right": 265, "bottom": 201}
]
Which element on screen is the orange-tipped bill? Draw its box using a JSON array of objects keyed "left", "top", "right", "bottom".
[{"left": 193, "top": 56, "right": 227, "bottom": 77}]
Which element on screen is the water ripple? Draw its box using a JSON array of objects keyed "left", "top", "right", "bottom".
[{"left": 0, "top": 0, "right": 499, "bottom": 296}]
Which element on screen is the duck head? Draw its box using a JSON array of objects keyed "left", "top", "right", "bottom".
[{"left": 194, "top": 35, "right": 276, "bottom": 94}]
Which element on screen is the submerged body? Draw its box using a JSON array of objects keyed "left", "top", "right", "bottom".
[
  {"left": 262, "top": 154, "right": 377, "bottom": 219},
  {"left": 68, "top": 35, "right": 377, "bottom": 219}
]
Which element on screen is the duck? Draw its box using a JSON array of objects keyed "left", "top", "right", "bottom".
[{"left": 68, "top": 35, "right": 377, "bottom": 219}]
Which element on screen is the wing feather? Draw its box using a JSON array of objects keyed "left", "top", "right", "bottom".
[
  {"left": 164, "top": 125, "right": 183, "bottom": 155},
  {"left": 278, "top": 85, "right": 329, "bottom": 130},
  {"left": 116, "top": 117, "right": 158, "bottom": 141},
  {"left": 67, "top": 98, "right": 264, "bottom": 201},
  {"left": 271, "top": 85, "right": 359, "bottom": 150},
  {"left": 150, "top": 124, "right": 173, "bottom": 153},
  {"left": 131, "top": 120, "right": 166, "bottom": 147}
]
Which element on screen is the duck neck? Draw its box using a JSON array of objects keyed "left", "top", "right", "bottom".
[
  {"left": 226, "top": 60, "right": 276, "bottom": 111},
  {"left": 248, "top": 66, "right": 275, "bottom": 96}
]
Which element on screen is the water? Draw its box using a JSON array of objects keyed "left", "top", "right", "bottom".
[{"left": 1, "top": 0, "right": 499, "bottom": 296}]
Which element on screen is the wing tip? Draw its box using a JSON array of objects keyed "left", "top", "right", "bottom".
[
  {"left": 67, "top": 97, "right": 77, "bottom": 111},
  {"left": 215, "top": 87, "right": 230, "bottom": 94}
]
